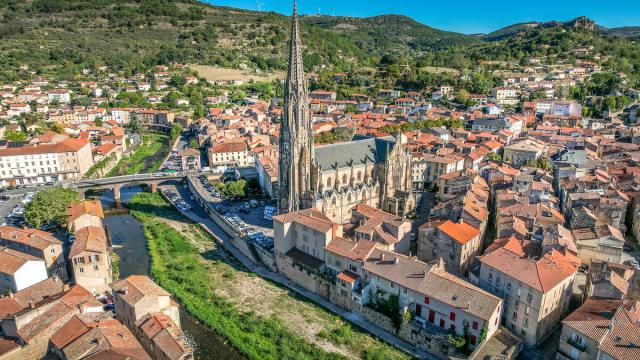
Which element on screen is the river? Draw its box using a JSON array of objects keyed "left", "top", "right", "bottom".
[{"left": 98, "top": 186, "right": 244, "bottom": 360}]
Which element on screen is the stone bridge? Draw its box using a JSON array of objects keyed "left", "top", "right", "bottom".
[{"left": 72, "top": 171, "right": 207, "bottom": 206}]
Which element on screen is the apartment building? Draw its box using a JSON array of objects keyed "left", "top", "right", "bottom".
[
  {"left": 274, "top": 208, "right": 341, "bottom": 293},
  {"left": 0, "top": 226, "right": 67, "bottom": 281},
  {"left": 503, "top": 139, "right": 546, "bottom": 166},
  {"left": 491, "top": 87, "right": 519, "bottom": 106},
  {"left": 472, "top": 237, "right": 579, "bottom": 347},
  {"left": 0, "top": 138, "right": 93, "bottom": 187},
  {"left": 207, "top": 140, "right": 253, "bottom": 168},
  {"left": 422, "top": 220, "right": 482, "bottom": 276},
  {"left": 412, "top": 153, "right": 464, "bottom": 190},
  {"left": 362, "top": 250, "right": 503, "bottom": 349}
]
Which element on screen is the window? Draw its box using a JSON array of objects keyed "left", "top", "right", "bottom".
[
  {"left": 450, "top": 312, "right": 456, "bottom": 321},
  {"left": 507, "top": 282, "right": 511, "bottom": 290},
  {"left": 527, "top": 293, "right": 533, "bottom": 303},
  {"left": 470, "top": 335, "right": 477, "bottom": 345},
  {"left": 79, "top": 267, "right": 84, "bottom": 273},
  {"left": 450, "top": 324, "right": 456, "bottom": 332},
  {"left": 496, "top": 277, "right": 501, "bottom": 285},
  {"left": 472, "top": 321, "right": 478, "bottom": 330},
  {"left": 424, "top": 296, "right": 430, "bottom": 304},
  {"left": 93, "top": 265, "right": 99, "bottom": 271},
  {"left": 512, "top": 312, "right": 517, "bottom": 320},
  {"left": 488, "top": 273, "right": 493, "bottom": 281}
]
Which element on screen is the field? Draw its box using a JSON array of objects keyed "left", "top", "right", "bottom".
[
  {"left": 419, "top": 66, "right": 460, "bottom": 75},
  {"left": 189, "top": 65, "right": 285, "bottom": 82},
  {"left": 128, "top": 192, "right": 412, "bottom": 360},
  {"left": 107, "top": 133, "right": 170, "bottom": 177}
]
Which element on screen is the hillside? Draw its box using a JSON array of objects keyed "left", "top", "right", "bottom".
[
  {"left": 605, "top": 26, "right": 640, "bottom": 40},
  {"left": 302, "top": 14, "right": 481, "bottom": 53},
  {"left": 481, "top": 16, "right": 597, "bottom": 42},
  {"left": 0, "top": 0, "right": 377, "bottom": 78},
  {"left": 0, "top": 0, "right": 477, "bottom": 80}
]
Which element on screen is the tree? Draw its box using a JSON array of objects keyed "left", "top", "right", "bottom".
[
  {"left": 94, "top": 118, "right": 104, "bottom": 127},
  {"left": 51, "top": 122, "right": 65, "bottom": 134},
  {"left": 225, "top": 180, "right": 247, "bottom": 200},
  {"left": 25, "top": 188, "right": 79, "bottom": 228},
  {"left": 170, "top": 123, "right": 182, "bottom": 142},
  {"left": 3, "top": 130, "right": 28, "bottom": 141},
  {"left": 189, "top": 139, "right": 199, "bottom": 149},
  {"left": 127, "top": 117, "right": 142, "bottom": 134},
  {"left": 486, "top": 152, "right": 502, "bottom": 162}
]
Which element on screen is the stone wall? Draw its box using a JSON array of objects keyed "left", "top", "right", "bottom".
[{"left": 185, "top": 176, "right": 275, "bottom": 268}]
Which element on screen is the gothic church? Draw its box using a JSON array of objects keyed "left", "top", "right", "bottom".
[{"left": 278, "top": 1, "right": 415, "bottom": 224}]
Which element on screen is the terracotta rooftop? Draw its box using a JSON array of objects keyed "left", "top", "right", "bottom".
[
  {"left": 437, "top": 220, "right": 481, "bottom": 245},
  {"left": 111, "top": 275, "right": 171, "bottom": 307},
  {"left": 69, "top": 226, "right": 108, "bottom": 257},
  {"left": 480, "top": 240, "right": 579, "bottom": 293},
  {"left": 273, "top": 208, "right": 335, "bottom": 234},
  {"left": 0, "top": 225, "right": 61, "bottom": 250},
  {"left": 67, "top": 200, "right": 105, "bottom": 225},
  {"left": 0, "top": 246, "right": 42, "bottom": 275}
]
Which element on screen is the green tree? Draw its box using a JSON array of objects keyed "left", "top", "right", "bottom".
[
  {"left": 226, "top": 180, "right": 247, "bottom": 200},
  {"left": 127, "top": 117, "right": 142, "bottom": 134},
  {"left": 51, "top": 123, "right": 65, "bottom": 134},
  {"left": 189, "top": 139, "right": 199, "bottom": 149},
  {"left": 94, "top": 118, "right": 104, "bottom": 127},
  {"left": 25, "top": 187, "right": 79, "bottom": 228},
  {"left": 3, "top": 130, "right": 28, "bottom": 141},
  {"left": 170, "top": 123, "right": 182, "bottom": 142}
]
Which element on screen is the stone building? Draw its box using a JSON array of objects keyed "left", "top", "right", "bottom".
[
  {"left": 111, "top": 276, "right": 191, "bottom": 360},
  {"left": 557, "top": 299, "right": 640, "bottom": 360},
  {"left": 68, "top": 226, "right": 112, "bottom": 295},
  {"left": 471, "top": 237, "right": 579, "bottom": 347}
]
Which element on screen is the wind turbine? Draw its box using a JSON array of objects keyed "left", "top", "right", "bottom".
[{"left": 256, "top": 0, "right": 265, "bottom": 11}]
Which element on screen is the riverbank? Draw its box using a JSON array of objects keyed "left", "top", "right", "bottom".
[
  {"left": 107, "top": 133, "right": 170, "bottom": 176},
  {"left": 128, "top": 192, "right": 412, "bottom": 360}
]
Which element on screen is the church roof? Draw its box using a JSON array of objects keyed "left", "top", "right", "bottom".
[{"left": 314, "top": 136, "right": 397, "bottom": 170}]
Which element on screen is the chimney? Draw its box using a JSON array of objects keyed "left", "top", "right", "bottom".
[
  {"left": 29, "top": 301, "right": 35, "bottom": 309},
  {"left": 394, "top": 257, "right": 399, "bottom": 265},
  {"left": 380, "top": 254, "right": 385, "bottom": 261},
  {"left": 8, "top": 291, "right": 14, "bottom": 298},
  {"left": 63, "top": 284, "right": 70, "bottom": 291}
]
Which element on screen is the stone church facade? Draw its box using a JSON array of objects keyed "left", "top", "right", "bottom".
[{"left": 277, "top": 2, "right": 415, "bottom": 223}]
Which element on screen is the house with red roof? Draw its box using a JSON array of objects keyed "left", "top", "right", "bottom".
[{"left": 472, "top": 237, "right": 579, "bottom": 347}]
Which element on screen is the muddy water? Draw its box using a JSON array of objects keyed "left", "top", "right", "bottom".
[{"left": 99, "top": 188, "right": 244, "bottom": 360}]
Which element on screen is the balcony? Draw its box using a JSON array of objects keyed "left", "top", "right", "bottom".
[{"left": 567, "top": 337, "right": 587, "bottom": 352}]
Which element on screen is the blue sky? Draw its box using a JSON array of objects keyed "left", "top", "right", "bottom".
[{"left": 205, "top": 0, "right": 640, "bottom": 34}]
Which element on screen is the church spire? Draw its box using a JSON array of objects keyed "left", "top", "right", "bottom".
[
  {"left": 278, "top": 0, "right": 314, "bottom": 215},
  {"left": 287, "top": 0, "right": 306, "bottom": 99}
]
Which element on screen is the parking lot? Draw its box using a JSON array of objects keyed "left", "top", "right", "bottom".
[
  {"left": 190, "top": 175, "right": 275, "bottom": 252},
  {"left": 0, "top": 191, "right": 38, "bottom": 228}
]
